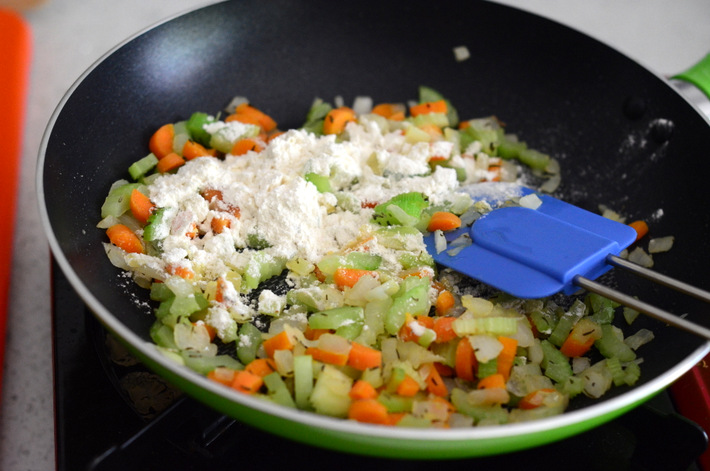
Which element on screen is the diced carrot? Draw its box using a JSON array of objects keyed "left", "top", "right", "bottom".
[
  {"left": 396, "top": 375, "right": 421, "bottom": 397},
  {"left": 487, "top": 161, "right": 502, "bottom": 182},
  {"left": 129, "top": 188, "right": 155, "bottom": 225},
  {"left": 409, "top": 99, "right": 447, "bottom": 117},
  {"left": 427, "top": 211, "right": 462, "bottom": 232},
  {"left": 518, "top": 388, "right": 557, "bottom": 410},
  {"left": 371, "top": 103, "right": 406, "bottom": 120},
  {"left": 559, "top": 319, "right": 602, "bottom": 358},
  {"left": 434, "top": 362, "right": 455, "bottom": 377},
  {"left": 226, "top": 103, "right": 278, "bottom": 132},
  {"left": 433, "top": 316, "right": 458, "bottom": 343},
  {"left": 419, "top": 123, "right": 443, "bottom": 138},
  {"left": 347, "top": 341, "right": 382, "bottom": 371},
  {"left": 386, "top": 412, "right": 406, "bottom": 426},
  {"left": 262, "top": 330, "right": 294, "bottom": 359},
  {"left": 155, "top": 152, "right": 185, "bottom": 174},
  {"left": 167, "top": 264, "right": 194, "bottom": 279},
  {"left": 244, "top": 358, "right": 276, "bottom": 377},
  {"left": 149, "top": 123, "right": 175, "bottom": 159},
  {"left": 185, "top": 222, "right": 198, "bottom": 239},
  {"left": 435, "top": 290, "right": 456, "bottom": 316},
  {"left": 424, "top": 363, "right": 449, "bottom": 397},
  {"left": 454, "top": 337, "right": 477, "bottom": 382},
  {"left": 305, "top": 347, "right": 349, "bottom": 366},
  {"left": 182, "top": 140, "right": 217, "bottom": 160},
  {"left": 211, "top": 216, "right": 231, "bottom": 234},
  {"left": 207, "top": 367, "right": 236, "bottom": 387},
  {"left": 106, "top": 224, "right": 144, "bottom": 254},
  {"left": 496, "top": 336, "right": 518, "bottom": 380},
  {"left": 399, "top": 315, "right": 434, "bottom": 343},
  {"left": 231, "top": 370, "right": 264, "bottom": 394},
  {"left": 201, "top": 188, "right": 223, "bottom": 202},
  {"left": 231, "top": 138, "right": 264, "bottom": 156},
  {"left": 349, "top": 379, "right": 379, "bottom": 400},
  {"left": 477, "top": 373, "right": 506, "bottom": 390},
  {"left": 323, "top": 106, "right": 356, "bottom": 135},
  {"left": 629, "top": 220, "right": 649, "bottom": 241},
  {"left": 333, "top": 267, "right": 377, "bottom": 289},
  {"left": 304, "top": 325, "right": 331, "bottom": 341},
  {"left": 201, "top": 323, "right": 217, "bottom": 341},
  {"left": 348, "top": 399, "right": 389, "bottom": 425}
]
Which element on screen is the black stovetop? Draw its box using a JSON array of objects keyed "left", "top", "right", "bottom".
[{"left": 52, "top": 259, "right": 707, "bottom": 471}]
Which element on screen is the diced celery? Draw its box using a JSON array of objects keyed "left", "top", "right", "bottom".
[
  {"left": 623, "top": 361, "right": 641, "bottom": 386},
  {"left": 586, "top": 292, "right": 619, "bottom": 325},
  {"left": 384, "top": 284, "right": 430, "bottom": 335},
  {"left": 150, "top": 321, "right": 178, "bottom": 350},
  {"left": 181, "top": 352, "right": 242, "bottom": 375},
  {"left": 304, "top": 173, "right": 332, "bottom": 193},
  {"left": 209, "top": 123, "right": 260, "bottom": 153},
  {"left": 293, "top": 354, "right": 314, "bottom": 410},
  {"left": 236, "top": 322, "right": 262, "bottom": 365},
  {"left": 186, "top": 112, "right": 215, "bottom": 147},
  {"left": 360, "top": 367, "right": 384, "bottom": 389},
  {"left": 150, "top": 282, "right": 174, "bottom": 302},
  {"left": 452, "top": 316, "right": 519, "bottom": 337},
  {"left": 398, "top": 251, "right": 434, "bottom": 270},
  {"left": 169, "top": 292, "right": 208, "bottom": 318},
  {"left": 243, "top": 251, "right": 286, "bottom": 291},
  {"left": 594, "top": 324, "right": 636, "bottom": 362},
  {"left": 373, "top": 192, "right": 429, "bottom": 227},
  {"left": 263, "top": 372, "right": 296, "bottom": 408},
  {"left": 450, "top": 388, "right": 509, "bottom": 424},
  {"left": 247, "top": 233, "right": 271, "bottom": 250},
  {"left": 374, "top": 226, "right": 423, "bottom": 250},
  {"left": 395, "top": 415, "right": 432, "bottom": 428},
  {"left": 143, "top": 207, "right": 170, "bottom": 242},
  {"left": 385, "top": 366, "right": 407, "bottom": 393},
  {"left": 301, "top": 98, "right": 332, "bottom": 136},
  {"left": 309, "top": 365, "right": 353, "bottom": 417},
  {"left": 128, "top": 154, "right": 159, "bottom": 181},
  {"left": 555, "top": 375, "right": 584, "bottom": 398},
  {"left": 605, "top": 356, "right": 627, "bottom": 386},
  {"left": 155, "top": 298, "right": 178, "bottom": 327},
  {"left": 404, "top": 125, "right": 432, "bottom": 143},
  {"left": 309, "top": 306, "right": 364, "bottom": 330},
  {"left": 411, "top": 112, "right": 449, "bottom": 129},
  {"left": 344, "top": 251, "right": 382, "bottom": 270},
  {"left": 100, "top": 183, "right": 142, "bottom": 218},
  {"left": 377, "top": 391, "right": 414, "bottom": 413},
  {"left": 477, "top": 359, "right": 498, "bottom": 379},
  {"left": 540, "top": 340, "right": 573, "bottom": 383},
  {"left": 497, "top": 136, "right": 527, "bottom": 160},
  {"left": 518, "top": 148, "right": 551, "bottom": 171},
  {"left": 459, "top": 118, "right": 503, "bottom": 156},
  {"left": 286, "top": 285, "right": 344, "bottom": 312},
  {"left": 548, "top": 299, "right": 587, "bottom": 347}
]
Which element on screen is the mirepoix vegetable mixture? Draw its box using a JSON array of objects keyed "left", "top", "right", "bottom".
[{"left": 99, "top": 86, "right": 655, "bottom": 428}]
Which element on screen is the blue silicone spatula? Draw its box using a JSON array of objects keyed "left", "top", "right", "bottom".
[{"left": 424, "top": 183, "right": 710, "bottom": 339}]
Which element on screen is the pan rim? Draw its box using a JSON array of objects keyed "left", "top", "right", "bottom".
[{"left": 35, "top": 0, "right": 710, "bottom": 456}]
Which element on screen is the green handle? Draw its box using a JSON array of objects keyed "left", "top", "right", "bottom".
[{"left": 673, "top": 53, "right": 710, "bottom": 99}]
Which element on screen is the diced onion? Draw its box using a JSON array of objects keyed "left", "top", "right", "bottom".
[
  {"left": 628, "top": 246, "right": 654, "bottom": 268},
  {"left": 624, "top": 328, "right": 655, "bottom": 351},
  {"left": 453, "top": 45, "right": 471, "bottom": 62},
  {"left": 648, "top": 236, "right": 674, "bottom": 253}
]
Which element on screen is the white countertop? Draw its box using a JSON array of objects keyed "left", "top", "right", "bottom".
[{"left": 1, "top": 1, "right": 708, "bottom": 469}]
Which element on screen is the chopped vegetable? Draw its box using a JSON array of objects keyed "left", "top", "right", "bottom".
[{"left": 100, "top": 88, "right": 655, "bottom": 429}]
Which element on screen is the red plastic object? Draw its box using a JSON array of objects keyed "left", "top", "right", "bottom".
[
  {"left": 0, "top": 9, "right": 32, "bottom": 400},
  {"left": 671, "top": 353, "right": 710, "bottom": 470}
]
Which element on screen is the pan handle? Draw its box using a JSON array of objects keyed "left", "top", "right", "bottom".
[{"left": 672, "top": 53, "right": 710, "bottom": 118}]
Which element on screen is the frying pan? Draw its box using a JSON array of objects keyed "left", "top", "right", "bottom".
[{"left": 38, "top": 0, "right": 710, "bottom": 459}]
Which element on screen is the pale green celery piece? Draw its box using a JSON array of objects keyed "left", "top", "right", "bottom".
[
  {"left": 594, "top": 324, "right": 637, "bottom": 362},
  {"left": 396, "top": 415, "right": 432, "bottom": 428},
  {"left": 374, "top": 226, "right": 423, "bottom": 250},
  {"left": 556, "top": 375, "right": 584, "bottom": 398},
  {"left": 181, "top": 352, "right": 242, "bottom": 375},
  {"left": 623, "top": 361, "right": 641, "bottom": 386},
  {"left": 373, "top": 192, "right": 428, "bottom": 227},
  {"left": 450, "top": 389, "right": 509, "bottom": 424},
  {"left": 355, "top": 298, "right": 390, "bottom": 346},
  {"left": 169, "top": 292, "right": 208, "bottom": 318},
  {"left": 308, "top": 306, "right": 364, "bottom": 330},
  {"left": 263, "top": 372, "right": 296, "bottom": 408},
  {"left": 377, "top": 391, "right": 414, "bottom": 413},
  {"left": 547, "top": 299, "right": 587, "bottom": 347},
  {"left": 384, "top": 284, "right": 430, "bottom": 336},
  {"left": 236, "top": 322, "right": 263, "bottom": 365},
  {"left": 286, "top": 285, "right": 344, "bottom": 312},
  {"left": 304, "top": 173, "right": 332, "bottom": 193},
  {"left": 410, "top": 112, "right": 449, "bottom": 128},
  {"left": 243, "top": 251, "right": 286, "bottom": 291},
  {"left": 100, "top": 182, "right": 143, "bottom": 218},
  {"left": 452, "top": 317, "right": 519, "bottom": 337},
  {"left": 293, "top": 355, "right": 314, "bottom": 410},
  {"left": 150, "top": 321, "right": 178, "bottom": 350},
  {"left": 128, "top": 153, "right": 159, "bottom": 181},
  {"left": 540, "top": 340, "right": 573, "bottom": 383},
  {"left": 309, "top": 365, "right": 353, "bottom": 417},
  {"left": 404, "top": 125, "right": 432, "bottom": 144},
  {"left": 344, "top": 251, "right": 382, "bottom": 270}
]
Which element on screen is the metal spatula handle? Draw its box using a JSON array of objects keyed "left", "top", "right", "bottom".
[{"left": 574, "top": 260, "right": 710, "bottom": 340}]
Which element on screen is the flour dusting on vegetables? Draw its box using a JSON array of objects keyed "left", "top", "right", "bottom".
[{"left": 99, "top": 87, "right": 652, "bottom": 427}]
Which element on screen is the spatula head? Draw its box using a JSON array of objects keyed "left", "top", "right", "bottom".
[{"left": 425, "top": 184, "right": 638, "bottom": 298}]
